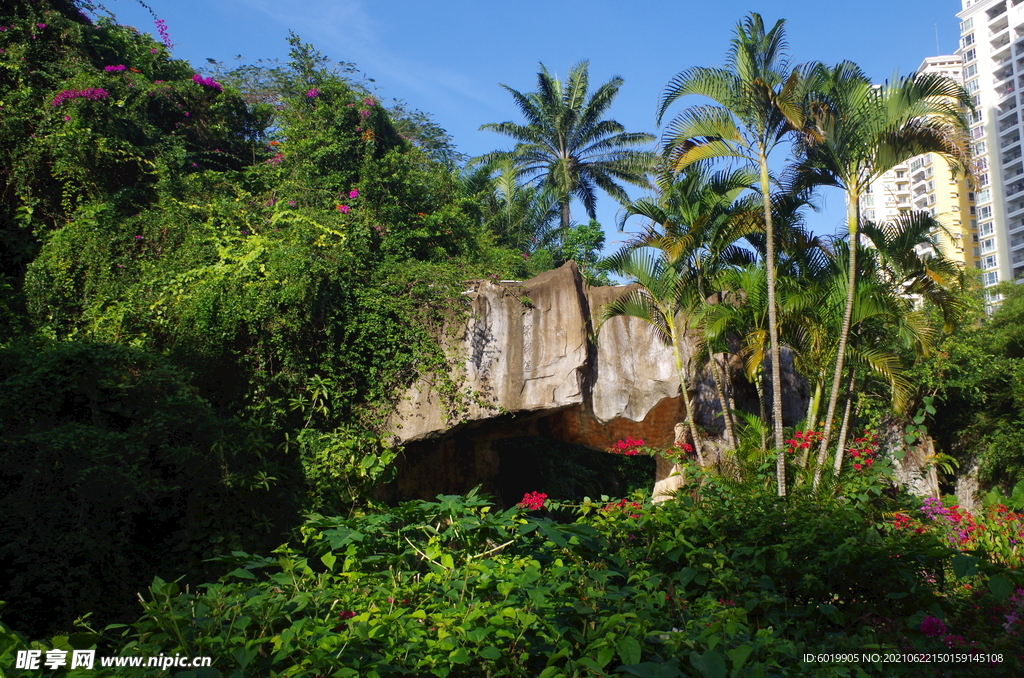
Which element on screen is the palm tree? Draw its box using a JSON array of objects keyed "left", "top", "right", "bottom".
[
  {"left": 615, "top": 165, "right": 761, "bottom": 450},
  {"left": 480, "top": 61, "right": 655, "bottom": 230},
  {"left": 461, "top": 158, "right": 560, "bottom": 251},
  {"left": 657, "top": 13, "right": 810, "bottom": 496},
  {"left": 598, "top": 249, "right": 707, "bottom": 466},
  {"left": 797, "top": 62, "right": 972, "bottom": 486}
]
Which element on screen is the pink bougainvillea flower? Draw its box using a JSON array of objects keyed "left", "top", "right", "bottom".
[
  {"left": 154, "top": 18, "right": 171, "bottom": 48},
  {"left": 337, "top": 204, "right": 350, "bottom": 214},
  {"left": 348, "top": 189, "right": 359, "bottom": 199},
  {"left": 37, "top": 23, "right": 47, "bottom": 29},
  {"left": 150, "top": 48, "right": 158, "bottom": 54},
  {"left": 51, "top": 88, "right": 108, "bottom": 106},
  {"left": 306, "top": 88, "right": 320, "bottom": 98},
  {"left": 191, "top": 73, "right": 222, "bottom": 92},
  {"left": 105, "top": 64, "right": 126, "bottom": 72}
]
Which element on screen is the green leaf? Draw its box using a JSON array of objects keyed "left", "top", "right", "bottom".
[
  {"left": 726, "top": 645, "right": 753, "bottom": 671},
  {"left": 690, "top": 650, "right": 727, "bottom": 678},
  {"left": 320, "top": 553, "right": 336, "bottom": 571},
  {"left": 226, "top": 568, "right": 256, "bottom": 580},
  {"left": 952, "top": 553, "right": 979, "bottom": 579},
  {"left": 361, "top": 454, "right": 376, "bottom": 470},
  {"left": 988, "top": 573, "right": 1014, "bottom": 599},
  {"left": 233, "top": 647, "right": 257, "bottom": 669},
  {"left": 440, "top": 553, "right": 454, "bottom": 569},
  {"left": 617, "top": 636, "right": 642, "bottom": 665},
  {"left": 479, "top": 646, "right": 502, "bottom": 660},
  {"left": 449, "top": 647, "right": 470, "bottom": 664}
]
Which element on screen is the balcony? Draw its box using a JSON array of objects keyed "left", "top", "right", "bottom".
[
  {"left": 1001, "top": 133, "right": 1021, "bottom": 148},
  {"left": 1004, "top": 148, "right": 1024, "bottom": 164}
]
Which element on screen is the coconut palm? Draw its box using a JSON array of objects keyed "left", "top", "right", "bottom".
[
  {"left": 479, "top": 61, "right": 655, "bottom": 230},
  {"left": 657, "top": 13, "right": 811, "bottom": 496},
  {"left": 797, "top": 62, "right": 972, "bottom": 486}
]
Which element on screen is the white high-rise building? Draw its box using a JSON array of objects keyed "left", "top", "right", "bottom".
[{"left": 957, "top": 0, "right": 1024, "bottom": 302}]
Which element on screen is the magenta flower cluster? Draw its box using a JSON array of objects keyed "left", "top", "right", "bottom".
[
  {"left": 154, "top": 18, "right": 171, "bottom": 48},
  {"left": 920, "top": 615, "right": 947, "bottom": 637},
  {"left": 105, "top": 64, "right": 126, "bottom": 72},
  {"left": 192, "top": 74, "right": 222, "bottom": 93},
  {"left": 306, "top": 88, "right": 320, "bottom": 98},
  {"left": 51, "top": 88, "right": 108, "bottom": 106}
]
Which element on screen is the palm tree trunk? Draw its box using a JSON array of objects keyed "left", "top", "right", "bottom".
[
  {"left": 759, "top": 157, "right": 785, "bottom": 497},
  {"left": 710, "top": 354, "right": 736, "bottom": 451},
  {"left": 670, "top": 318, "right": 706, "bottom": 467},
  {"left": 831, "top": 367, "right": 858, "bottom": 475},
  {"left": 806, "top": 378, "right": 823, "bottom": 433},
  {"left": 560, "top": 201, "right": 571, "bottom": 230},
  {"left": 814, "top": 193, "right": 860, "bottom": 488},
  {"left": 756, "top": 369, "right": 768, "bottom": 451}
]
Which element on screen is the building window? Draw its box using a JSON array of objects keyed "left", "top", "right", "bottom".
[
  {"left": 981, "top": 238, "right": 997, "bottom": 253},
  {"left": 983, "top": 271, "right": 999, "bottom": 286},
  {"left": 973, "top": 233, "right": 980, "bottom": 242},
  {"left": 964, "top": 48, "right": 977, "bottom": 62},
  {"left": 983, "top": 254, "right": 999, "bottom": 269},
  {"left": 972, "top": 141, "right": 987, "bottom": 155},
  {"left": 978, "top": 172, "right": 990, "bottom": 186},
  {"left": 962, "top": 17, "right": 974, "bottom": 33},
  {"left": 979, "top": 205, "right": 993, "bottom": 219},
  {"left": 967, "top": 79, "right": 981, "bottom": 93},
  {"left": 966, "top": 63, "right": 979, "bottom": 78},
  {"left": 962, "top": 33, "right": 975, "bottom": 48},
  {"left": 981, "top": 221, "right": 996, "bottom": 236},
  {"left": 896, "top": 170, "right": 906, "bottom": 178},
  {"left": 977, "top": 189, "right": 991, "bottom": 203}
]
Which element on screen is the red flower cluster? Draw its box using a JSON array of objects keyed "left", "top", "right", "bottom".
[
  {"left": 517, "top": 491, "right": 547, "bottom": 510},
  {"left": 785, "top": 430, "right": 821, "bottom": 454},
  {"left": 610, "top": 437, "right": 644, "bottom": 456},
  {"left": 600, "top": 498, "right": 642, "bottom": 518},
  {"left": 673, "top": 441, "right": 693, "bottom": 454},
  {"left": 848, "top": 430, "right": 879, "bottom": 470},
  {"left": 891, "top": 513, "right": 913, "bottom": 530}
]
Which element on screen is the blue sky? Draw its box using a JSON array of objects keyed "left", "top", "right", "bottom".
[{"left": 101, "top": 0, "right": 965, "bottom": 253}]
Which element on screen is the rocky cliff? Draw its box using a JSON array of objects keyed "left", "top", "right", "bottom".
[{"left": 386, "top": 262, "right": 806, "bottom": 502}]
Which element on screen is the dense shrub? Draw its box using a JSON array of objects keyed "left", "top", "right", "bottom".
[
  {"left": 3, "top": 472, "right": 1020, "bottom": 677},
  {"left": 0, "top": 339, "right": 298, "bottom": 637}
]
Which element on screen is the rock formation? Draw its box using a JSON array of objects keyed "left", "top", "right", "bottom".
[{"left": 386, "top": 262, "right": 807, "bottom": 503}]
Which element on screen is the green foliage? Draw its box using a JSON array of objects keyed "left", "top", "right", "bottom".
[
  {"left": 0, "top": 0, "right": 521, "bottom": 639},
  {"left": 915, "top": 283, "right": 1024, "bottom": 491},
  {"left": 5, "top": 480, "right": 1019, "bottom": 676},
  {"left": 0, "top": 338, "right": 296, "bottom": 637}
]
